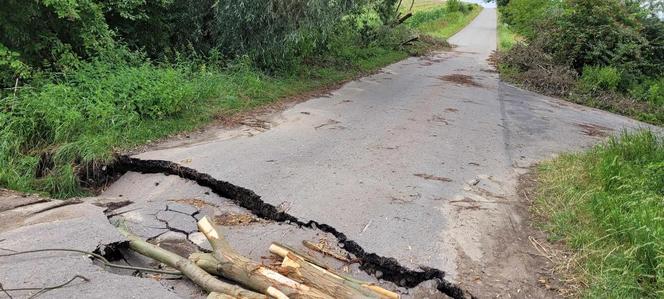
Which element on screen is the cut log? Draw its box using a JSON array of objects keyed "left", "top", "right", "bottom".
[
  {"left": 197, "top": 216, "right": 333, "bottom": 299},
  {"left": 118, "top": 227, "right": 265, "bottom": 299},
  {"left": 281, "top": 253, "right": 379, "bottom": 298},
  {"left": 269, "top": 243, "right": 400, "bottom": 299}
]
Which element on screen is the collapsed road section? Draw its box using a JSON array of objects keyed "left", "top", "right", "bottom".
[{"left": 115, "top": 155, "right": 473, "bottom": 299}]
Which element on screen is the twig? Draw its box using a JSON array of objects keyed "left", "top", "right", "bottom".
[
  {"left": 394, "top": 0, "right": 404, "bottom": 16},
  {"left": 361, "top": 220, "right": 372, "bottom": 233},
  {"left": 302, "top": 240, "right": 353, "bottom": 263},
  {"left": 0, "top": 275, "right": 88, "bottom": 299},
  {"left": 0, "top": 248, "right": 181, "bottom": 275},
  {"left": 29, "top": 275, "right": 89, "bottom": 299},
  {"left": 13, "top": 78, "right": 18, "bottom": 96}
]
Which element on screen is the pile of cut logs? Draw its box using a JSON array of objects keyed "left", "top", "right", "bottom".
[{"left": 118, "top": 216, "right": 399, "bottom": 299}]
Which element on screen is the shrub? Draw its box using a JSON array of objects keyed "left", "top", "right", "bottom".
[
  {"left": 579, "top": 66, "right": 622, "bottom": 92},
  {"left": 446, "top": 0, "right": 468, "bottom": 14},
  {"left": 501, "top": 0, "right": 558, "bottom": 38},
  {"left": 0, "top": 59, "right": 216, "bottom": 196},
  {"left": 631, "top": 77, "right": 664, "bottom": 105},
  {"left": 543, "top": 0, "right": 648, "bottom": 75},
  {"left": 0, "top": 0, "right": 383, "bottom": 73}
]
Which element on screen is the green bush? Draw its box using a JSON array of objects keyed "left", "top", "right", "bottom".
[
  {"left": 499, "top": 0, "right": 664, "bottom": 125},
  {"left": 579, "top": 66, "right": 622, "bottom": 92},
  {"left": 0, "top": 0, "right": 386, "bottom": 74},
  {"left": 631, "top": 77, "right": 664, "bottom": 105},
  {"left": 501, "top": 0, "right": 557, "bottom": 38},
  {"left": 446, "top": 0, "right": 468, "bottom": 14},
  {"left": 0, "top": 59, "right": 217, "bottom": 196}
]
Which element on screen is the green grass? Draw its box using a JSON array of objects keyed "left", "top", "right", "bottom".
[
  {"left": 533, "top": 131, "right": 664, "bottom": 298},
  {"left": 497, "top": 18, "right": 519, "bottom": 51},
  {"left": 406, "top": 4, "right": 482, "bottom": 39},
  {"left": 0, "top": 48, "right": 409, "bottom": 198},
  {"left": 399, "top": 0, "right": 446, "bottom": 13},
  {"left": 0, "top": 1, "right": 478, "bottom": 198}
]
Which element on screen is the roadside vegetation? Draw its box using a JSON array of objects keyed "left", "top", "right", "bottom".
[
  {"left": 405, "top": 0, "right": 482, "bottom": 39},
  {"left": 497, "top": 13, "right": 519, "bottom": 51},
  {"left": 496, "top": 0, "right": 664, "bottom": 125},
  {"left": 0, "top": 0, "right": 480, "bottom": 198},
  {"left": 496, "top": 1, "right": 664, "bottom": 296},
  {"left": 534, "top": 131, "right": 663, "bottom": 298}
]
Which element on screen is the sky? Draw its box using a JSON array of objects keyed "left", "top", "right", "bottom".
[{"left": 464, "top": 0, "right": 497, "bottom": 8}]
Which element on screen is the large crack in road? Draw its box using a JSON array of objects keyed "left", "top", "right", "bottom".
[{"left": 116, "top": 155, "right": 474, "bottom": 299}]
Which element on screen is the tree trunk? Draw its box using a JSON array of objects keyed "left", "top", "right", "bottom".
[{"left": 269, "top": 243, "right": 400, "bottom": 299}]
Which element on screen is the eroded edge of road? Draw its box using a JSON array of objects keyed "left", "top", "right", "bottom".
[{"left": 115, "top": 155, "right": 474, "bottom": 299}]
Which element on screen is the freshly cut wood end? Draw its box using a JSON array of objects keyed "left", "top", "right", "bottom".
[
  {"left": 198, "top": 216, "right": 220, "bottom": 239},
  {"left": 269, "top": 243, "right": 289, "bottom": 258}
]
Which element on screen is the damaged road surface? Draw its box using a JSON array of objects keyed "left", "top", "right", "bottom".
[{"left": 1, "top": 8, "right": 657, "bottom": 299}]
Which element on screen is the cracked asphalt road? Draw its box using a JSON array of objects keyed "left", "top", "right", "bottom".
[
  {"left": 1, "top": 8, "right": 656, "bottom": 299},
  {"left": 104, "top": 8, "right": 653, "bottom": 297}
]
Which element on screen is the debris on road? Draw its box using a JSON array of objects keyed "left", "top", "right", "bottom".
[
  {"left": 413, "top": 173, "right": 453, "bottom": 183},
  {"left": 437, "top": 74, "right": 482, "bottom": 87},
  {"left": 118, "top": 216, "right": 399, "bottom": 299}
]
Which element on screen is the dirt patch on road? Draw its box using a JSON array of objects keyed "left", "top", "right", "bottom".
[
  {"left": 438, "top": 74, "right": 482, "bottom": 87},
  {"left": 576, "top": 123, "right": 612, "bottom": 137},
  {"left": 214, "top": 212, "right": 263, "bottom": 226},
  {"left": 452, "top": 169, "right": 564, "bottom": 298}
]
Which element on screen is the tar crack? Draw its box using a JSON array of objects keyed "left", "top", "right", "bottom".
[{"left": 115, "top": 155, "right": 475, "bottom": 299}]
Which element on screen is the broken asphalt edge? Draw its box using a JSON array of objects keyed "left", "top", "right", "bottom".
[{"left": 115, "top": 155, "right": 475, "bottom": 299}]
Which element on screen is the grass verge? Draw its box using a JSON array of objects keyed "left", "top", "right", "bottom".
[
  {"left": 0, "top": 48, "right": 412, "bottom": 198},
  {"left": 533, "top": 131, "right": 664, "bottom": 298},
  {"left": 497, "top": 13, "right": 519, "bottom": 51},
  {"left": 406, "top": 4, "right": 482, "bottom": 39},
  {"left": 1, "top": 1, "right": 480, "bottom": 198}
]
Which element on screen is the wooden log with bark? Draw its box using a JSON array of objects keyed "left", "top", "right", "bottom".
[
  {"left": 269, "top": 243, "right": 400, "bottom": 299},
  {"left": 117, "top": 226, "right": 265, "bottom": 299},
  {"left": 397, "top": 12, "right": 413, "bottom": 24},
  {"left": 196, "top": 216, "right": 333, "bottom": 299}
]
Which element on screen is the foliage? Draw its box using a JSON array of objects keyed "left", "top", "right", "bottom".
[
  {"left": 0, "top": 43, "right": 32, "bottom": 87},
  {"left": 498, "top": 0, "right": 664, "bottom": 125},
  {"left": 446, "top": 0, "right": 468, "bottom": 14},
  {"left": 630, "top": 77, "right": 664, "bottom": 106},
  {"left": 579, "top": 66, "right": 622, "bottom": 92},
  {"left": 0, "top": 0, "right": 467, "bottom": 197},
  {"left": 405, "top": 4, "right": 481, "bottom": 39},
  {"left": 497, "top": 13, "right": 519, "bottom": 51},
  {"left": 501, "top": 0, "right": 558, "bottom": 39},
  {"left": 0, "top": 0, "right": 380, "bottom": 74},
  {"left": 534, "top": 131, "right": 664, "bottom": 298}
]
